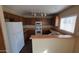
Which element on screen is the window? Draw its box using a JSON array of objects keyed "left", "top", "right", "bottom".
[{"left": 60, "top": 15, "right": 77, "bottom": 33}]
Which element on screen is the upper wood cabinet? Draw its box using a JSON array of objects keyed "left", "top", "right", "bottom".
[
  {"left": 3, "top": 12, "right": 23, "bottom": 22},
  {"left": 22, "top": 18, "right": 35, "bottom": 25},
  {"left": 51, "top": 16, "right": 60, "bottom": 28},
  {"left": 3, "top": 12, "right": 36, "bottom": 25},
  {"left": 3, "top": 12, "right": 51, "bottom": 26},
  {"left": 55, "top": 16, "right": 60, "bottom": 28}
]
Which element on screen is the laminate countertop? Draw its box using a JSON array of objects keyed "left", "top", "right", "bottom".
[{"left": 30, "top": 35, "right": 78, "bottom": 40}]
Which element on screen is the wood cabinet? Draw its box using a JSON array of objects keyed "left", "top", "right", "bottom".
[
  {"left": 4, "top": 12, "right": 36, "bottom": 25},
  {"left": 4, "top": 12, "right": 24, "bottom": 22},
  {"left": 50, "top": 16, "right": 61, "bottom": 32},
  {"left": 23, "top": 18, "right": 35, "bottom": 25},
  {"left": 3, "top": 12, "right": 51, "bottom": 25},
  {"left": 24, "top": 29, "right": 35, "bottom": 43},
  {"left": 24, "top": 28, "right": 51, "bottom": 43},
  {"left": 50, "top": 16, "right": 55, "bottom": 26},
  {"left": 43, "top": 29, "right": 51, "bottom": 34}
]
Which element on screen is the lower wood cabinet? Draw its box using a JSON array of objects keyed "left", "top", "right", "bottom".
[
  {"left": 24, "top": 29, "right": 51, "bottom": 43},
  {"left": 24, "top": 29, "right": 35, "bottom": 43}
]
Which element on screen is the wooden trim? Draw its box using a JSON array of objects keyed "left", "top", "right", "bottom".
[{"left": 0, "top": 23, "right": 6, "bottom": 53}]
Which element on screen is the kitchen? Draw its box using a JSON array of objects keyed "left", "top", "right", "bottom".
[{"left": 0, "top": 5, "right": 79, "bottom": 53}]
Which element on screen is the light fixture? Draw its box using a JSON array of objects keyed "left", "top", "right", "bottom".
[
  {"left": 34, "top": 13, "right": 36, "bottom": 16},
  {"left": 41, "top": 13, "right": 43, "bottom": 16},
  {"left": 44, "top": 13, "right": 47, "bottom": 16}
]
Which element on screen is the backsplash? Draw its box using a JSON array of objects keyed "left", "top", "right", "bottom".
[{"left": 23, "top": 25, "right": 52, "bottom": 29}]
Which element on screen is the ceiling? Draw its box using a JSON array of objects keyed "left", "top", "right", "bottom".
[{"left": 3, "top": 5, "right": 70, "bottom": 16}]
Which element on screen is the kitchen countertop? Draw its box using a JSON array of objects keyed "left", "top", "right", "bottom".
[{"left": 30, "top": 35, "right": 76, "bottom": 40}]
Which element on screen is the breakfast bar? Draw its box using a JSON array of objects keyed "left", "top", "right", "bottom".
[{"left": 30, "top": 35, "right": 77, "bottom": 53}]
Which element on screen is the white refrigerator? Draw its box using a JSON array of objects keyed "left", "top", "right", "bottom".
[{"left": 6, "top": 22, "right": 25, "bottom": 53}]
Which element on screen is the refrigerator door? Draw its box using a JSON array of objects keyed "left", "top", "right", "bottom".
[{"left": 6, "top": 22, "right": 25, "bottom": 53}]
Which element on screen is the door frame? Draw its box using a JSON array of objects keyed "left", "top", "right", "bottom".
[{"left": 0, "top": 5, "right": 11, "bottom": 53}]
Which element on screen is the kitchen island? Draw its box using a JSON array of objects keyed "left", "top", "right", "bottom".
[{"left": 30, "top": 35, "right": 78, "bottom": 53}]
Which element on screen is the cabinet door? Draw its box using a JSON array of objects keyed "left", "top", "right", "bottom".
[
  {"left": 31, "top": 18, "right": 35, "bottom": 25},
  {"left": 23, "top": 18, "right": 29, "bottom": 25}
]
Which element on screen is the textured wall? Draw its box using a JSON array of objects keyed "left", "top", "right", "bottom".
[
  {"left": 59, "top": 6, "right": 79, "bottom": 52},
  {"left": 59, "top": 6, "right": 79, "bottom": 36}
]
